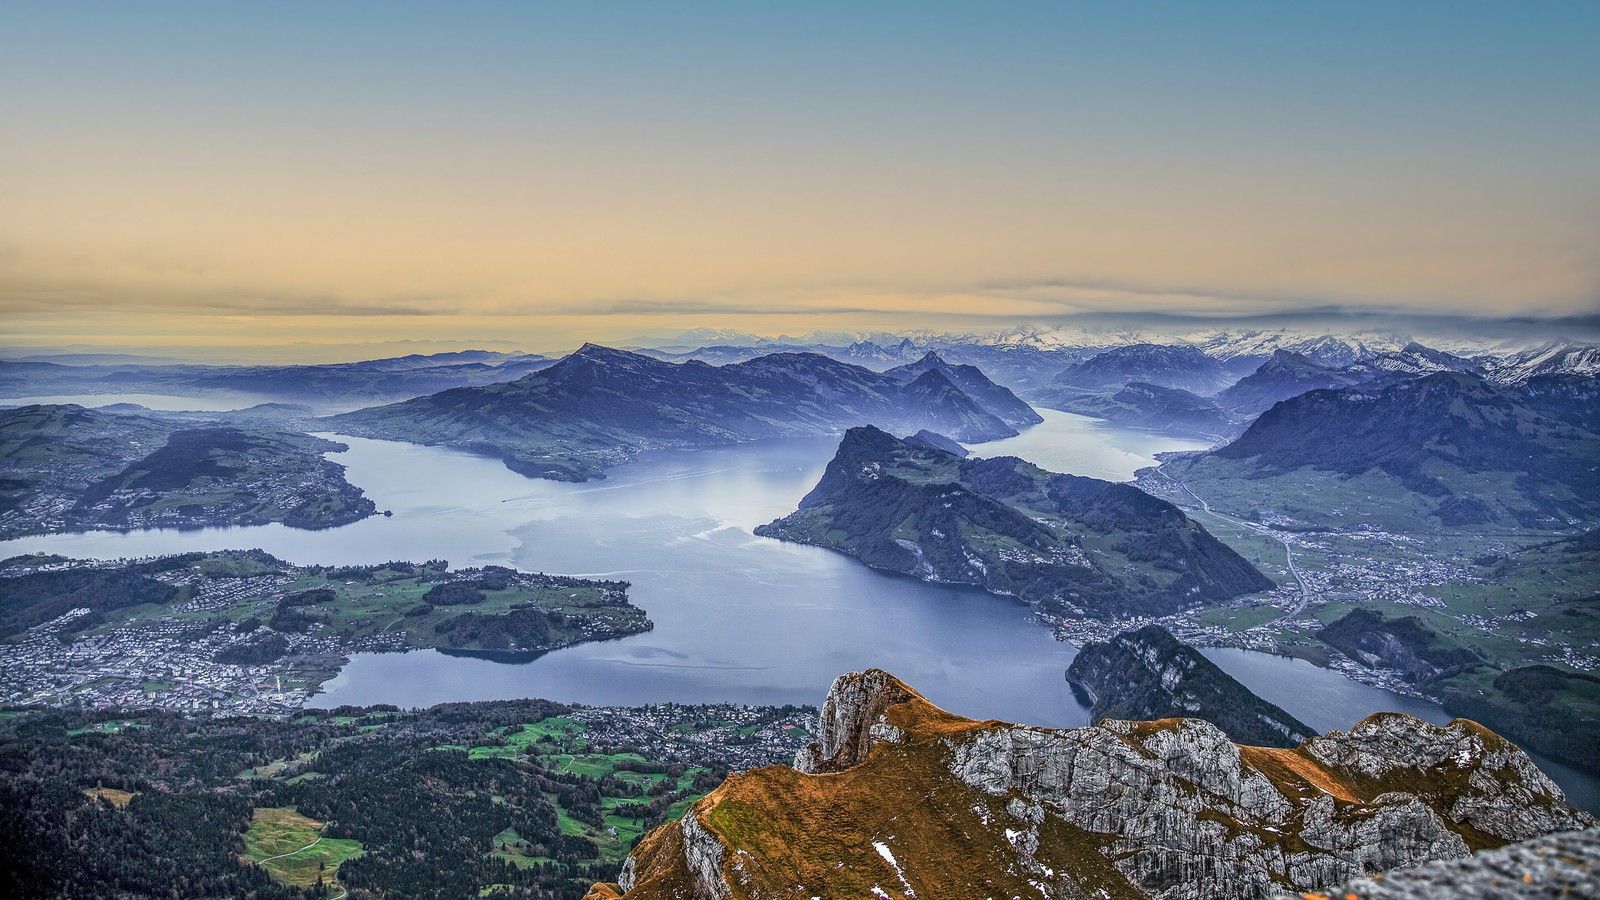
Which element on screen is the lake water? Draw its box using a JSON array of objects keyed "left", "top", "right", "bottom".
[{"left": 3, "top": 408, "right": 1593, "bottom": 809}]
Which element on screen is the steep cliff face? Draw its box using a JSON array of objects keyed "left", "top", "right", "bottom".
[
  {"left": 1068, "top": 624, "right": 1316, "bottom": 748},
  {"left": 588, "top": 670, "right": 1593, "bottom": 900}
]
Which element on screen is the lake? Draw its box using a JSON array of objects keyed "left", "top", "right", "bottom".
[{"left": 3, "top": 407, "right": 1593, "bottom": 809}]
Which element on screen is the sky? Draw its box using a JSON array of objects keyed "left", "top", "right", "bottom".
[{"left": 2, "top": 1, "right": 1598, "bottom": 358}]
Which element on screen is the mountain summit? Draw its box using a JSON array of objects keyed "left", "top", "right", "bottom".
[{"left": 587, "top": 669, "right": 1593, "bottom": 899}]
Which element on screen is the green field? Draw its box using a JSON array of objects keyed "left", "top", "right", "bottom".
[
  {"left": 451, "top": 717, "right": 715, "bottom": 863},
  {"left": 242, "top": 807, "right": 363, "bottom": 891}
]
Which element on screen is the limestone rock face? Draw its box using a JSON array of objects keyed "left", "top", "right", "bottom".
[
  {"left": 793, "top": 669, "right": 913, "bottom": 774},
  {"left": 593, "top": 669, "right": 1595, "bottom": 900},
  {"left": 1276, "top": 827, "right": 1600, "bottom": 900}
]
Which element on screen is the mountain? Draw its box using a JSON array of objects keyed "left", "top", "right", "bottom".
[
  {"left": 1029, "top": 381, "right": 1240, "bottom": 437},
  {"left": 1344, "top": 341, "right": 1482, "bottom": 379},
  {"left": 883, "top": 351, "right": 1043, "bottom": 427},
  {"left": 0, "top": 404, "right": 374, "bottom": 537},
  {"left": 1049, "top": 343, "right": 1236, "bottom": 395},
  {"left": 1214, "top": 350, "right": 1369, "bottom": 415},
  {"left": 330, "top": 345, "right": 1025, "bottom": 481},
  {"left": 588, "top": 669, "right": 1593, "bottom": 900},
  {"left": 1517, "top": 374, "right": 1600, "bottom": 432},
  {"left": 1319, "top": 609, "right": 1485, "bottom": 685},
  {"left": 1484, "top": 342, "right": 1600, "bottom": 385},
  {"left": 1197, "top": 372, "right": 1600, "bottom": 527},
  {"left": 754, "top": 426, "right": 1272, "bottom": 618},
  {"left": 1067, "top": 624, "right": 1316, "bottom": 748},
  {"left": 902, "top": 429, "right": 968, "bottom": 457}
]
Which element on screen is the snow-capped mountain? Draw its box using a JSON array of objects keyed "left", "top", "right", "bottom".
[{"left": 1482, "top": 342, "right": 1600, "bottom": 385}]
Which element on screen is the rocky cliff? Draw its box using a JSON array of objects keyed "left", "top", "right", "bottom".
[
  {"left": 588, "top": 669, "right": 1593, "bottom": 900},
  {"left": 1068, "top": 624, "right": 1316, "bottom": 748},
  {"left": 1279, "top": 826, "right": 1599, "bottom": 899}
]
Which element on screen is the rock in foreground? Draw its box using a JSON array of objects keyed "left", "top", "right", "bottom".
[
  {"left": 1282, "top": 827, "right": 1599, "bottom": 899},
  {"left": 589, "top": 670, "right": 1593, "bottom": 900}
]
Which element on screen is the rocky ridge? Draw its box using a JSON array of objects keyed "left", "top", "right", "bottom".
[
  {"left": 1280, "top": 826, "right": 1599, "bottom": 899},
  {"left": 587, "top": 669, "right": 1593, "bottom": 900}
]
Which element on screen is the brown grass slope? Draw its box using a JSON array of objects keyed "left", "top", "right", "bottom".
[{"left": 589, "top": 670, "right": 1594, "bottom": 900}]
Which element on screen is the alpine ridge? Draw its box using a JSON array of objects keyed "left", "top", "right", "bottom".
[{"left": 587, "top": 669, "right": 1592, "bottom": 900}]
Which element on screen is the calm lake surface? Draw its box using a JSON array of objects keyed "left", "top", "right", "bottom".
[{"left": 4, "top": 407, "right": 1593, "bottom": 808}]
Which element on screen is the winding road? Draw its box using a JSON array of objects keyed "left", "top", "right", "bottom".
[
  {"left": 1153, "top": 465, "right": 1311, "bottom": 622},
  {"left": 254, "top": 836, "right": 347, "bottom": 900}
]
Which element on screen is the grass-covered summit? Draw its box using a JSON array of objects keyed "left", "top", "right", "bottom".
[{"left": 755, "top": 426, "right": 1272, "bottom": 618}]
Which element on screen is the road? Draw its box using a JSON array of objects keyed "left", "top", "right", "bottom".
[
  {"left": 1153, "top": 466, "right": 1311, "bottom": 622},
  {"left": 254, "top": 836, "right": 347, "bottom": 900}
]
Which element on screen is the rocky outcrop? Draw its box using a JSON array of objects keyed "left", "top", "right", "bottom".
[
  {"left": 592, "top": 669, "right": 1594, "bottom": 900},
  {"left": 1068, "top": 624, "right": 1316, "bottom": 748},
  {"left": 1280, "top": 827, "right": 1600, "bottom": 899}
]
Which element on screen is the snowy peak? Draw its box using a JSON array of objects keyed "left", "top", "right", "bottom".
[{"left": 1485, "top": 342, "right": 1600, "bottom": 385}]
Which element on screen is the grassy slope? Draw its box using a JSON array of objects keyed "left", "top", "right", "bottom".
[{"left": 242, "top": 806, "right": 364, "bottom": 889}]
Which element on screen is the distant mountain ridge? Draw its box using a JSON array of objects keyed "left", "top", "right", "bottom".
[
  {"left": 1031, "top": 380, "right": 1241, "bottom": 437},
  {"left": 1047, "top": 343, "right": 1236, "bottom": 395},
  {"left": 755, "top": 426, "right": 1271, "bottom": 618},
  {"left": 329, "top": 344, "right": 1035, "bottom": 481},
  {"left": 0, "top": 349, "right": 553, "bottom": 411}
]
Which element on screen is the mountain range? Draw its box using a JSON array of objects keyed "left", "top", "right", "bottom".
[
  {"left": 754, "top": 426, "right": 1272, "bottom": 618},
  {"left": 329, "top": 345, "right": 1035, "bottom": 481},
  {"left": 0, "top": 350, "right": 554, "bottom": 412}
]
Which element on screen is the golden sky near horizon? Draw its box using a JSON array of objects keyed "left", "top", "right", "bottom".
[{"left": 2, "top": 4, "right": 1597, "bottom": 358}]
